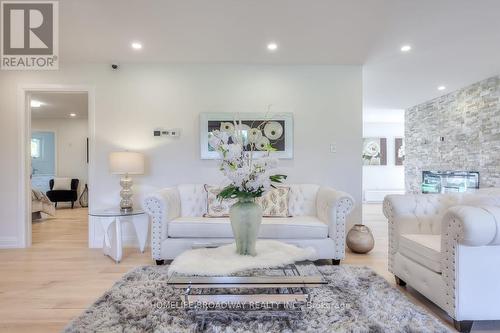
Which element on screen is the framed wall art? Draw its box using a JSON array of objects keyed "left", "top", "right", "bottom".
[
  {"left": 395, "top": 137, "right": 404, "bottom": 166},
  {"left": 362, "top": 137, "right": 387, "bottom": 166},
  {"left": 200, "top": 112, "right": 293, "bottom": 159}
]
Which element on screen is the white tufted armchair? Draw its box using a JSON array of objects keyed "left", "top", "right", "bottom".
[
  {"left": 383, "top": 191, "right": 500, "bottom": 332},
  {"left": 144, "top": 184, "right": 354, "bottom": 265}
]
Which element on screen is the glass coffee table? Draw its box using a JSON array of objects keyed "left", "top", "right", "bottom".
[{"left": 167, "top": 262, "right": 326, "bottom": 330}]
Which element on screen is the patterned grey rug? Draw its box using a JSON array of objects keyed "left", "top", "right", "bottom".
[{"left": 63, "top": 264, "right": 451, "bottom": 332}]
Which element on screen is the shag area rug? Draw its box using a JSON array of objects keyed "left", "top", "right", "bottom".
[
  {"left": 63, "top": 264, "right": 451, "bottom": 333},
  {"left": 168, "top": 240, "right": 317, "bottom": 276}
]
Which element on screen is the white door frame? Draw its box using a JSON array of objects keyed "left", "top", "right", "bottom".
[{"left": 18, "top": 84, "right": 96, "bottom": 248}]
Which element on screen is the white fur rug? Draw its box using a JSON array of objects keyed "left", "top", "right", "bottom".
[{"left": 167, "top": 240, "right": 318, "bottom": 276}]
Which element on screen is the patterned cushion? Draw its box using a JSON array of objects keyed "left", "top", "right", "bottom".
[
  {"left": 204, "top": 185, "right": 290, "bottom": 218},
  {"left": 256, "top": 187, "right": 290, "bottom": 217},
  {"left": 178, "top": 184, "right": 207, "bottom": 217},
  {"left": 288, "top": 184, "right": 319, "bottom": 216},
  {"left": 204, "top": 185, "right": 237, "bottom": 217}
]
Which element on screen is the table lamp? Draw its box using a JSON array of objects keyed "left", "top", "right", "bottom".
[{"left": 109, "top": 151, "right": 144, "bottom": 212}]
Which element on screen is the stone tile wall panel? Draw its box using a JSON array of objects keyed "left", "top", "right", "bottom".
[{"left": 405, "top": 76, "right": 500, "bottom": 193}]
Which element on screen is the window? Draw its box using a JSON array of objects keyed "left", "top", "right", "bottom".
[{"left": 31, "top": 138, "right": 41, "bottom": 158}]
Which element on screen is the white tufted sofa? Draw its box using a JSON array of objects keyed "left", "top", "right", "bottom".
[
  {"left": 383, "top": 189, "right": 500, "bottom": 332},
  {"left": 143, "top": 184, "right": 354, "bottom": 264}
]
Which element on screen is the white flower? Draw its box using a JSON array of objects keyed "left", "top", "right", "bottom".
[
  {"left": 261, "top": 178, "right": 272, "bottom": 192},
  {"left": 208, "top": 130, "right": 230, "bottom": 150},
  {"left": 235, "top": 123, "right": 250, "bottom": 132},
  {"left": 213, "top": 116, "right": 286, "bottom": 198},
  {"left": 363, "top": 141, "right": 380, "bottom": 157},
  {"left": 225, "top": 144, "right": 242, "bottom": 161},
  {"left": 220, "top": 122, "right": 235, "bottom": 133},
  {"left": 246, "top": 179, "right": 260, "bottom": 191},
  {"left": 398, "top": 144, "right": 405, "bottom": 159},
  {"left": 232, "top": 124, "right": 250, "bottom": 146},
  {"left": 218, "top": 131, "right": 230, "bottom": 144},
  {"left": 256, "top": 137, "right": 270, "bottom": 151},
  {"left": 263, "top": 121, "right": 283, "bottom": 140},
  {"left": 248, "top": 128, "right": 262, "bottom": 143},
  {"left": 208, "top": 132, "right": 222, "bottom": 149}
]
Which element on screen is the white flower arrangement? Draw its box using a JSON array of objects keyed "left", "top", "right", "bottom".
[{"left": 208, "top": 119, "right": 286, "bottom": 200}]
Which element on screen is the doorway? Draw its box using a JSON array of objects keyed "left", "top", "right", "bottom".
[
  {"left": 29, "top": 92, "right": 90, "bottom": 243},
  {"left": 19, "top": 85, "right": 95, "bottom": 247},
  {"left": 31, "top": 131, "right": 56, "bottom": 194}
]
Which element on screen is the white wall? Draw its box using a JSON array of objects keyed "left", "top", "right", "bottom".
[
  {"left": 0, "top": 64, "right": 362, "bottom": 248},
  {"left": 31, "top": 118, "right": 88, "bottom": 199},
  {"left": 362, "top": 122, "right": 405, "bottom": 201}
]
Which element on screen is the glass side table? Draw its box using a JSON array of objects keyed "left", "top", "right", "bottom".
[{"left": 89, "top": 208, "right": 148, "bottom": 263}]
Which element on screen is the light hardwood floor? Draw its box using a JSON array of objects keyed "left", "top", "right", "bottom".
[{"left": 0, "top": 205, "right": 497, "bottom": 332}]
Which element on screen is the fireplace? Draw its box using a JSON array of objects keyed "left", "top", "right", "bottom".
[{"left": 422, "top": 171, "right": 479, "bottom": 194}]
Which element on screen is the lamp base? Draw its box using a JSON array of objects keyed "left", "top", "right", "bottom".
[{"left": 119, "top": 175, "right": 134, "bottom": 212}]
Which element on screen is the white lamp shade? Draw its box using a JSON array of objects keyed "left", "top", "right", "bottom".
[{"left": 109, "top": 152, "right": 144, "bottom": 175}]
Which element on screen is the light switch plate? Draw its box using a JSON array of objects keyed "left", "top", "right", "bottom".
[{"left": 153, "top": 128, "right": 181, "bottom": 137}]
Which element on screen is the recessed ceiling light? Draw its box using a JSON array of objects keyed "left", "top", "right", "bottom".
[
  {"left": 131, "top": 42, "right": 142, "bottom": 50},
  {"left": 267, "top": 42, "right": 278, "bottom": 52},
  {"left": 438, "top": 85, "right": 446, "bottom": 91},
  {"left": 69, "top": 113, "right": 76, "bottom": 117},
  {"left": 31, "top": 100, "right": 42, "bottom": 108},
  {"left": 400, "top": 45, "right": 412, "bottom": 52}
]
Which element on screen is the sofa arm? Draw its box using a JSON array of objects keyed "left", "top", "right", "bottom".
[
  {"left": 316, "top": 187, "right": 354, "bottom": 259},
  {"left": 383, "top": 195, "right": 425, "bottom": 236},
  {"left": 442, "top": 206, "right": 500, "bottom": 247},
  {"left": 440, "top": 205, "right": 500, "bottom": 317},
  {"left": 382, "top": 194, "right": 442, "bottom": 273},
  {"left": 143, "top": 187, "right": 181, "bottom": 260},
  {"left": 383, "top": 193, "right": 455, "bottom": 246}
]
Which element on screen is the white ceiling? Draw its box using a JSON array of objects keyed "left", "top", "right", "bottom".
[
  {"left": 31, "top": 92, "right": 88, "bottom": 119},
  {"left": 58, "top": 0, "right": 500, "bottom": 116}
]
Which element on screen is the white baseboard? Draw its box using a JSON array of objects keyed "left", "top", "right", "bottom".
[
  {"left": 364, "top": 189, "right": 405, "bottom": 203},
  {"left": 0, "top": 237, "right": 19, "bottom": 248}
]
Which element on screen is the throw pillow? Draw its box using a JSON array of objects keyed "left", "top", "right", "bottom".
[
  {"left": 53, "top": 178, "right": 72, "bottom": 191},
  {"left": 204, "top": 185, "right": 237, "bottom": 217},
  {"left": 256, "top": 187, "right": 290, "bottom": 217}
]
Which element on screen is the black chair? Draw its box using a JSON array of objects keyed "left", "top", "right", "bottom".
[{"left": 46, "top": 179, "right": 79, "bottom": 208}]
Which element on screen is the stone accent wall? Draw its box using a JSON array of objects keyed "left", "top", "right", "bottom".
[{"left": 405, "top": 75, "right": 500, "bottom": 193}]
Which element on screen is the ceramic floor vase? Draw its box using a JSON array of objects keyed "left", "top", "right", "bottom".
[
  {"left": 346, "top": 224, "right": 375, "bottom": 254},
  {"left": 229, "top": 198, "right": 262, "bottom": 256}
]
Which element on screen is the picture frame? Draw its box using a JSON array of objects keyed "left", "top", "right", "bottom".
[
  {"left": 200, "top": 112, "right": 294, "bottom": 160},
  {"left": 362, "top": 137, "right": 387, "bottom": 166},
  {"left": 395, "top": 137, "right": 404, "bottom": 166}
]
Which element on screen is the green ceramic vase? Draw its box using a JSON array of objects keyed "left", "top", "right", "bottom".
[{"left": 229, "top": 198, "right": 262, "bottom": 256}]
